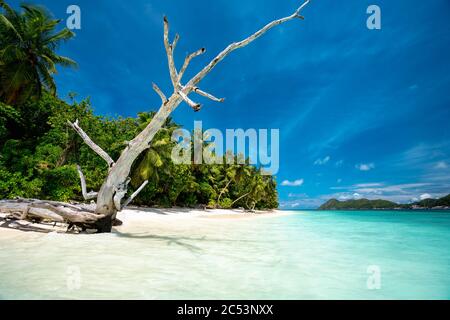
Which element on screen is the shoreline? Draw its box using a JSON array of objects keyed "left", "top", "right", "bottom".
[{"left": 0, "top": 207, "right": 292, "bottom": 236}]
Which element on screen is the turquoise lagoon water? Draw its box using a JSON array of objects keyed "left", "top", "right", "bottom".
[{"left": 0, "top": 210, "right": 449, "bottom": 299}]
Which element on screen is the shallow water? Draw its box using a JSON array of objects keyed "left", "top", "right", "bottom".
[{"left": 0, "top": 210, "right": 449, "bottom": 299}]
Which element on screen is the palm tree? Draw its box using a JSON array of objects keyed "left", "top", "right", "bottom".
[
  {"left": 216, "top": 163, "right": 237, "bottom": 205},
  {"left": 0, "top": 1, "right": 76, "bottom": 105},
  {"left": 130, "top": 113, "right": 178, "bottom": 187},
  {"left": 216, "top": 154, "right": 254, "bottom": 207},
  {"left": 229, "top": 164, "right": 253, "bottom": 206}
]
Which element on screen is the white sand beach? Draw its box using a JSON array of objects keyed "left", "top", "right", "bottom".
[
  {"left": 1, "top": 209, "right": 450, "bottom": 299},
  {"left": 0, "top": 207, "right": 290, "bottom": 237}
]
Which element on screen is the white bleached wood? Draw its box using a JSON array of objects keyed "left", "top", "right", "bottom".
[
  {"left": 177, "top": 48, "right": 206, "bottom": 83},
  {"left": 67, "top": 120, "right": 115, "bottom": 168},
  {"left": 152, "top": 82, "right": 167, "bottom": 103},
  {"left": 178, "top": 90, "right": 201, "bottom": 111},
  {"left": 172, "top": 33, "right": 180, "bottom": 52},
  {"left": 194, "top": 87, "right": 225, "bottom": 102},
  {"left": 0, "top": 199, "right": 103, "bottom": 225},
  {"left": 113, "top": 178, "right": 130, "bottom": 211},
  {"left": 163, "top": 16, "right": 179, "bottom": 89},
  {"left": 76, "top": 165, "right": 98, "bottom": 200},
  {"left": 122, "top": 180, "right": 149, "bottom": 209}
]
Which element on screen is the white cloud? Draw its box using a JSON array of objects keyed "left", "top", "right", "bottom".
[
  {"left": 353, "top": 183, "right": 429, "bottom": 195},
  {"left": 419, "top": 193, "right": 432, "bottom": 200},
  {"left": 326, "top": 182, "right": 444, "bottom": 205},
  {"left": 354, "top": 183, "right": 383, "bottom": 187},
  {"left": 335, "top": 160, "right": 344, "bottom": 167},
  {"left": 392, "top": 142, "right": 448, "bottom": 169},
  {"left": 434, "top": 161, "right": 448, "bottom": 169},
  {"left": 288, "top": 193, "right": 308, "bottom": 198},
  {"left": 280, "top": 197, "right": 324, "bottom": 209},
  {"left": 355, "top": 163, "right": 375, "bottom": 171},
  {"left": 337, "top": 192, "right": 362, "bottom": 201},
  {"left": 314, "top": 156, "right": 331, "bottom": 165},
  {"left": 281, "top": 179, "right": 304, "bottom": 187}
]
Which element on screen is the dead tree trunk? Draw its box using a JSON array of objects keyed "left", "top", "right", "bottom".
[{"left": 0, "top": 1, "right": 311, "bottom": 233}]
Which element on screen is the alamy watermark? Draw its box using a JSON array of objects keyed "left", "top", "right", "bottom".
[
  {"left": 64, "top": 4, "right": 382, "bottom": 31},
  {"left": 66, "top": 5, "right": 81, "bottom": 30},
  {"left": 66, "top": 265, "right": 82, "bottom": 291},
  {"left": 366, "top": 265, "right": 381, "bottom": 290},
  {"left": 171, "top": 121, "right": 279, "bottom": 175},
  {"left": 366, "top": 5, "right": 381, "bottom": 30}
]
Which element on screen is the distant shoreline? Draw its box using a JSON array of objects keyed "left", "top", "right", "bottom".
[{"left": 317, "top": 195, "right": 450, "bottom": 211}]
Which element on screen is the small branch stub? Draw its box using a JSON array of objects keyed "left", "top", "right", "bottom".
[{"left": 152, "top": 82, "right": 167, "bottom": 104}]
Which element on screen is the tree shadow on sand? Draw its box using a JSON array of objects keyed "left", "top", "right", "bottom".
[
  {"left": 114, "top": 231, "right": 205, "bottom": 254},
  {"left": 125, "top": 206, "right": 202, "bottom": 215},
  {"left": 114, "top": 231, "right": 263, "bottom": 256}
]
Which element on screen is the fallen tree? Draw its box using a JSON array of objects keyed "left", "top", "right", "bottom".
[
  {"left": 0, "top": 1, "right": 311, "bottom": 233},
  {"left": 0, "top": 198, "right": 100, "bottom": 231}
]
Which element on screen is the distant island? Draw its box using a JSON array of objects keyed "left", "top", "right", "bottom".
[{"left": 318, "top": 194, "right": 450, "bottom": 210}]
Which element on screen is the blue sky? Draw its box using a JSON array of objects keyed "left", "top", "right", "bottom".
[{"left": 10, "top": 0, "right": 450, "bottom": 208}]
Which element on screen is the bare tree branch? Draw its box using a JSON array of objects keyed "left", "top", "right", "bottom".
[
  {"left": 194, "top": 87, "right": 225, "bottom": 102},
  {"left": 67, "top": 120, "right": 115, "bottom": 168},
  {"left": 76, "top": 165, "right": 98, "bottom": 200},
  {"left": 172, "top": 33, "right": 180, "bottom": 52},
  {"left": 163, "top": 16, "right": 179, "bottom": 89},
  {"left": 178, "top": 48, "right": 206, "bottom": 83},
  {"left": 295, "top": 1, "right": 310, "bottom": 15},
  {"left": 152, "top": 82, "right": 167, "bottom": 104},
  {"left": 122, "top": 180, "right": 149, "bottom": 209},
  {"left": 187, "top": 0, "right": 310, "bottom": 88},
  {"left": 178, "top": 90, "right": 201, "bottom": 111}
]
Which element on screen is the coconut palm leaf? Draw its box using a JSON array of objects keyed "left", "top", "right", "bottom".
[{"left": 0, "top": 2, "right": 76, "bottom": 104}]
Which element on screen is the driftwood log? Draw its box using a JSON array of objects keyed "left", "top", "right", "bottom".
[
  {"left": 0, "top": 198, "right": 100, "bottom": 230},
  {"left": 0, "top": 1, "right": 311, "bottom": 233}
]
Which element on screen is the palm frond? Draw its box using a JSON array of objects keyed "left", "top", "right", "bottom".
[
  {"left": 36, "top": 62, "right": 56, "bottom": 94},
  {"left": 52, "top": 55, "right": 77, "bottom": 68},
  {"left": 44, "top": 28, "right": 75, "bottom": 44},
  {"left": 0, "top": 13, "right": 22, "bottom": 41}
]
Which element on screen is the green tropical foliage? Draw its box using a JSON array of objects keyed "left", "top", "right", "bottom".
[
  {"left": 318, "top": 198, "right": 399, "bottom": 210},
  {"left": 0, "top": 92, "right": 278, "bottom": 209},
  {"left": 0, "top": 1, "right": 76, "bottom": 105},
  {"left": 318, "top": 195, "right": 450, "bottom": 210},
  {"left": 412, "top": 194, "right": 450, "bottom": 209}
]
